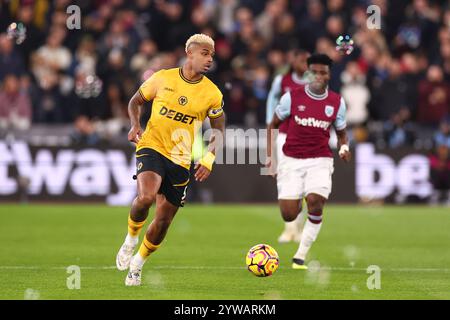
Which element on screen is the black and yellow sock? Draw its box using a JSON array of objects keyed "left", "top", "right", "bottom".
[
  {"left": 138, "top": 236, "right": 160, "bottom": 259},
  {"left": 128, "top": 215, "right": 146, "bottom": 237}
]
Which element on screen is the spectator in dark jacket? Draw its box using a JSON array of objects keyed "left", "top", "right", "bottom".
[
  {"left": 0, "top": 33, "right": 25, "bottom": 81},
  {"left": 417, "top": 65, "right": 450, "bottom": 126}
]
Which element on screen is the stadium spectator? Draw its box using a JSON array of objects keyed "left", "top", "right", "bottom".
[
  {"left": 272, "top": 12, "right": 298, "bottom": 51},
  {"left": 0, "top": 74, "right": 32, "bottom": 131},
  {"left": 15, "top": 5, "right": 45, "bottom": 69},
  {"left": 83, "top": 4, "right": 112, "bottom": 40},
  {"left": 30, "top": 26, "right": 72, "bottom": 123},
  {"left": 214, "top": 38, "right": 233, "bottom": 76},
  {"left": 437, "top": 26, "right": 450, "bottom": 81},
  {"left": 130, "top": 39, "right": 158, "bottom": 78},
  {"left": 0, "top": 33, "right": 25, "bottom": 81},
  {"left": 434, "top": 117, "right": 450, "bottom": 148},
  {"left": 326, "top": 0, "right": 347, "bottom": 15},
  {"left": 206, "top": 0, "right": 238, "bottom": 37},
  {"left": 31, "top": 26, "right": 72, "bottom": 90},
  {"left": 340, "top": 61, "right": 370, "bottom": 141},
  {"left": 70, "top": 115, "right": 101, "bottom": 146},
  {"left": 326, "top": 14, "right": 346, "bottom": 42},
  {"left": 429, "top": 118, "right": 450, "bottom": 205},
  {"left": 232, "top": 6, "right": 257, "bottom": 56},
  {"left": 368, "top": 58, "right": 416, "bottom": 147},
  {"left": 417, "top": 65, "right": 450, "bottom": 126},
  {"left": 429, "top": 143, "right": 450, "bottom": 205},
  {"left": 75, "top": 35, "right": 96, "bottom": 70},
  {"left": 255, "top": 0, "right": 286, "bottom": 44},
  {"left": 103, "top": 82, "right": 129, "bottom": 136},
  {"left": 225, "top": 83, "right": 246, "bottom": 126},
  {"left": 297, "top": 0, "right": 327, "bottom": 53}
]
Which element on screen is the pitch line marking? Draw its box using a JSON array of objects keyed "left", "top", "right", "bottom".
[{"left": 0, "top": 265, "right": 449, "bottom": 272}]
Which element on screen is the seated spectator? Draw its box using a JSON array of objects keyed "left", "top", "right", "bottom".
[
  {"left": 0, "top": 74, "right": 32, "bottom": 131},
  {"left": 417, "top": 65, "right": 450, "bottom": 127}
]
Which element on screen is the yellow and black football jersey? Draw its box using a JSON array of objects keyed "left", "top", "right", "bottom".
[{"left": 137, "top": 67, "right": 223, "bottom": 169}]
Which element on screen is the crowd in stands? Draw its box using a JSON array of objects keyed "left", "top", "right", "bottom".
[{"left": 0, "top": 0, "right": 449, "bottom": 153}]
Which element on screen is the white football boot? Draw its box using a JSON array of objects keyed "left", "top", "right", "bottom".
[
  {"left": 116, "top": 243, "right": 137, "bottom": 271},
  {"left": 125, "top": 261, "right": 142, "bottom": 286}
]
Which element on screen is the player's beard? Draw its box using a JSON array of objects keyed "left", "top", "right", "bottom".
[{"left": 309, "top": 81, "right": 327, "bottom": 95}]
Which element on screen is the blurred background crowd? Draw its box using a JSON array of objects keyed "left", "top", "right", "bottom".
[{"left": 0, "top": 0, "right": 449, "bottom": 151}]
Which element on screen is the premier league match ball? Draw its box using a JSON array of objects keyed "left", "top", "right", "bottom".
[{"left": 246, "top": 244, "right": 279, "bottom": 277}]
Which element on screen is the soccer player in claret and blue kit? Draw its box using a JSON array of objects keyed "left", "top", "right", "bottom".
[
  {"left": 267, "top": 53, "right": 351, "bottom": 270},
  {"left": 266, "top": 49, "right": 311, "bottom": 244}
]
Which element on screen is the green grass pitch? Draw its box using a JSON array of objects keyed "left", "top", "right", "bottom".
[{"left": 0, "top": 204, "right": 449, "bottom": 300}]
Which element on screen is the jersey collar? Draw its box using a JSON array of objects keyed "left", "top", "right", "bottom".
[
  {"left": 305, "top": 84, "right": 328, "bottom": 100},
  {"left": 179, "top": 67, "right": 203, "bottom": 84},
  {"left": 292, "top": 72, "right": 307, "bottom": 85}
]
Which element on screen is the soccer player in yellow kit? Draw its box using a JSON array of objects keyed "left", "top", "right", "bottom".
[{"left": 115, "top": 34, "right": 225, "bottom": 286}]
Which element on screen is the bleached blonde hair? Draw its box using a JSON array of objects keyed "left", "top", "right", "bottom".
[{"left": 185, "top": 34, "right": 215, "bottom": 53}]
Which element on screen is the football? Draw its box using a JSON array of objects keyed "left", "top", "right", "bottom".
[{"left": 246, "top": 244, "right": 279, "bottom": 277}]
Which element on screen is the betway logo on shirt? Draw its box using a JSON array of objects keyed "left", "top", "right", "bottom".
[{"left": 294, "top": 115, "right": 331, "bottom": 130}]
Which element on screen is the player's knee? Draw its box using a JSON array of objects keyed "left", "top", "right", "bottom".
[
  {"left": 280, "top": 208, "right": 298, "bottom": 222},
  {"left": 306, "top": 195, "right": 325, "bottom": 213},
  {"left": 137, "top": 193, "right": 156, "bottom": 208},
  {"left": 307, "top": 202, "right": 323, "bottom": 214}
]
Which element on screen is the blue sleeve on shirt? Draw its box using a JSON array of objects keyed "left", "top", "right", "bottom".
[
  {"left": 266, "top": 75, "right": 283, "bottom": 124},
  {"left": 334, "top": 97, "right": 347, "bottom": 130},
  {"left": 275, "top": 92, "right": 292, "bottom": 121}
]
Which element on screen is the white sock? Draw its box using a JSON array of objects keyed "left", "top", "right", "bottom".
[
  {"left": 296, "top": 210, "right": 306, "bottom": 232},
  {"left": 283, "top": 209, "right": 306, "bottom": 233},
  {"left": 294, "top": 220, "right": 322, "bottom": 261},
  {"left": 284, "top": 220, "right": 299, "bottom": 233},
  {"left": 125, "top": 234, "right": 138, "bottom": 246},
  {"left": 131, "top": 253, "right": 146, "bottom": 269}
]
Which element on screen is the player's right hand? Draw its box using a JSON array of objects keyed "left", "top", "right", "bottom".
[{"left": 128, "top": 125, "right": 142, "bottom": 144}]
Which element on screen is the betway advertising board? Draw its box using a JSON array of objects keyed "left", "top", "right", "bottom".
[{"left": 0, "top": 141, "right": 432, "bottom": 204}]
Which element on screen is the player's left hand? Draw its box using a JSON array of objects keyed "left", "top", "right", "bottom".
[
  {"left": 339, "top": 150, "right": 352, "bottom": 162},
  {"left": 194, "top": 163, "right": 211, "bottom": 182}
]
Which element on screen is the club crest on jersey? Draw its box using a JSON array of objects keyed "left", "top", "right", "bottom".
[
  {"left": 178, "top": 96, "right": 188, "bottom": 106},
  {"left": 325, "top": 105, "right": 334, "bottom": 117}
]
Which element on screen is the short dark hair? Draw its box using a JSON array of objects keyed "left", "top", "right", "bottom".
[{"left": 307, "top": 53, "right": 333, "bottom": 67}]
